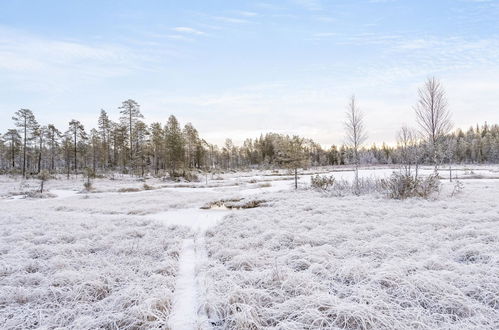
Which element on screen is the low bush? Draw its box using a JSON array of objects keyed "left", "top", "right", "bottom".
[
  {"left": 183, "top": 172, "right": 199, "bottom": 182},
  {"left": 381, "top": 173, "right": 440, "bottom": 199},
  {"left": 310, "top": 175, "right": 382, "bottom": 196},
  {"left": 26, "top": 190, "right": 57, "bottom": 199},
  {"left": 450, "top": 180, "right": 464, "bottom": 197},
  {"left": 311, "top": 175, "right": 335, "bottom": 191},
  {"left": 310, "top": 173, "right": 440, "bottom": 199},
  {"left": 83, "top": 181, "right": 93, "bottom": 191},
  {"left": 143, "top": 183, "right": 155, "bottom": 190},
  {"left": 118, "top": 187, "right": 141, "bottom": 193}
]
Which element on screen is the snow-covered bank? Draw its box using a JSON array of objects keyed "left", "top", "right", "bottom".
[{"left": 201, "top": 179, "right": 499, "bottom": 329}]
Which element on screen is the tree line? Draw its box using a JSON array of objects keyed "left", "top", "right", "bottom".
[{"left": 1, "top": 78, "right": 498, "bottom": 179}]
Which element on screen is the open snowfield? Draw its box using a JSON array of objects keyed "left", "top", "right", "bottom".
[{"left": 1, "top": 165, "right": 498, "bottom": 329}]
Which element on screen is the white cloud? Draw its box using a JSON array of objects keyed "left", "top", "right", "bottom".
[
  {"left": 166, "top": 34, "right": 194, "bottom": 41},
  {"left": 212, "top": 16, "right": 251, "bottom": 24},
  {"left": 291, "top": 0, "right": 323, "bottom": 11},
  {"left": 231, "top": 10, "right": 259, "bottom": 17},
  {"left": 172, "top": 27, "right": 206, "bottom": 35},
  {"left": 0, "top": 26, "right": 142, "bottom": 78}
]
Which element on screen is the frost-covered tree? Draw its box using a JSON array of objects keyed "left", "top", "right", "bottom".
[
  {"left": 276, "top": 135, "right": 307, "bottom": 189},
  {"left": 414, "top": 77, "right": 452, "bottom": 173},
  {"left": 344, "top": 95, "right": 367, "bottom": 194},
  {"left": 396, "top": 126, "right": 419, "bottom": 177}
]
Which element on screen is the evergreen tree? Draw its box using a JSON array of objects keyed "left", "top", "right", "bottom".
[
  {"left": 165, "top": 115, "right": 184, "bottom": 176},
  {"left": 68, "top": 120, "right": 87, "bottom": 174},
  {"left": 12, "top": 109, "right": 38, "bottom": 177},
  {"left": 119, "top": 99, "right": 143, "bottom": 167}
]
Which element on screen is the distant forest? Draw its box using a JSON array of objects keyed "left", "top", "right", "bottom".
[{"left": 1, "top": 99, "right": 498, "bottom": 178}]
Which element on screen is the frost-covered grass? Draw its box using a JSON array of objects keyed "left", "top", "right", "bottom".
[
  {"left": 201, "top": 180, "right": 499, "bottom": 329},
  {"left": 0, "top": 192, "right": 191, "bottom": 329},
  {"left": 1, "top": 166, "right": 498, "bottom": 329}
]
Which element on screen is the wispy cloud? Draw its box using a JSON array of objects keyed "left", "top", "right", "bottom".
[
  {"left": 166, "top": 34, "right": 195, "bottom": 42},
  {"left": 0, "top": 27, "right": 136, "bottom": 77},
  {"left": 291, "top": 0, "right": 323, "bottom": 11},
  {"left": 231, "top": 10, "right": 259, "bottom": 17},
  {"left": 212, "top": 16, "right": 251, "bottom": 24},
  {"left": 172, "top": 27, "right": 207, "bottom": 35}
]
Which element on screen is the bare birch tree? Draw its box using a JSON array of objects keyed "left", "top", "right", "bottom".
[
  {"left": 396, "top": 125, "right": 419, "bottom": 177},
  {"left": 344, "top": 95, "right": 367, "bottom": 194},
  {"left": 414, "top": 77, "right": 452, "bottom": 173}
]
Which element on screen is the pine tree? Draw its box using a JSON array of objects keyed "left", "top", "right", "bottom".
[
  {"left": 149, "top": 123, "right": 164, "bottom": 175},
  {"left": 68, "top": 120, "right": 87, "bottom": 174},
  {"left": 98, "top": 109, "right": 111, "bottom": 168},
  {"left": 165, "top": 115, "right": 184, "bottom": 176},
  {"left": 119, "top": 99, "right": 143, "bottom": 168},
  {"left": 47, "top": 124, "right": 62, "bottom": 173},
  {"left": 4, "top": 129, "right": 21, "bottom": 169},
  {"left": 12, "top": 109, "right": 38, "bottom": 177}
]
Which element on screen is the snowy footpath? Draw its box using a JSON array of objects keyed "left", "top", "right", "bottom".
[{"left": 151, "top": 208, "right": 230, "bottom": 329}]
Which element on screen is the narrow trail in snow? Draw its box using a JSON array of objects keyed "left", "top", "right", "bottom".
[
  {"left": 169, "top": 238, "right": 198, "bottom": 330},
  {"left": 166, "top": 209, "right": 229, "bottom": 330}
]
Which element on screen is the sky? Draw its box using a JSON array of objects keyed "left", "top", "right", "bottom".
[{"left": 1, "top": 0, "right": 499, "bottom": 147}]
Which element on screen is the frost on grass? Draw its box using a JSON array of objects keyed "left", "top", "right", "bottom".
[
  {"left": 0, "top": 213, "right": 188, "bottom": 329},
  {"left": 201, "top": 183, "right": 499, "bottom": 329}
]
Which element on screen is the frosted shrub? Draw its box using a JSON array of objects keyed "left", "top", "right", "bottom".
[
  {"left": 183, "top": 171, "right": 199, "bottom": 182},
  {"left": 451, "top": 180, "right": 464, "bottom": 197},
  {"left": 311, "top": 175, "right": 335, "bottom": 191},
  {"left": 37, "top": 170, "right": 51, "bottom": 194},
  {"left": 382, "top": 173, "right": 417, "bottom": 199},
  {"left": 382, "top": 173, "right": 440, "bottom": 199},
  {"left": 311, "top": 174, "right": 383, "bottom": 196},
  {"left": 83, "top": 168, "right": 94, "bottom": 192},
  {"left": 416, "top": 173, "right": 440, "bottom": 198}
]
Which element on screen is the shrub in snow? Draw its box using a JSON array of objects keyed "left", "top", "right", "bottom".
[
  {"left": 310, "top": 174, "right": 383, "bottom": 196},
  {"left": 183, "top": 171, "right": 199, "bottom": 182},
  {"left": 83, "top": 168, "right": 94, "bottom": 192},
  {"left": 310, "top": 174, "right": 335, "bottom": 191},
  {"left": 143, "top": 183, "right": 155, "bottom": 190},
  {"left": 381, "top": 173, "right": 440, "bottom": 199},
  {"left": 451, "top": 180, "right": 464, "bottom": 197},
  {"left": 37, "top": 170, "right": 51, "bottom": 194},
  {"left": 118, "top": 187, "right": 141, "bottom": 192}
]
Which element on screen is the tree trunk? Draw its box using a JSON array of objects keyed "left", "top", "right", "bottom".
[
  {"left": 294, "top": 167, "right": 298, "bottom": 190},
  {"left": 37, "top": 136, "right": 42, "bottom": 174},
  {"left": 51, "top": 136, "right": 55, "bottom": 172},
  {"left": 74, "top": 131, "right": 77, "bottom": 175},
  {"left": 23, "top": 117, "right": 27, "bottom": 178},
  {"left": 11, "top": 137, "right": 15, "bottom": 168}
]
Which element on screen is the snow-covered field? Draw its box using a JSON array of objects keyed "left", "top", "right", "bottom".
[{"left": 1, "top": 165, "right": 498, "bottom": 329}]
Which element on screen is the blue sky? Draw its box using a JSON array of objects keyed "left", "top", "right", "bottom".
[{"left": 1, "top": 0, "right": 499, "bottom": 145}]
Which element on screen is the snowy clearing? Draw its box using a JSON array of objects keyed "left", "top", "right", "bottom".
[{"left": 1, "top": 165, "right": 498, "bottom": 329}]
